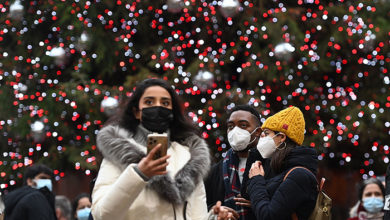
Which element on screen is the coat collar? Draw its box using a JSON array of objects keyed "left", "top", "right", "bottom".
[{"left": 96, "top": 124, "right": 210, "bottom": 204}]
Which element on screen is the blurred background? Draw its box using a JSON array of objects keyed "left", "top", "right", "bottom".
[{"left": 0, "top": 0, "right": 389, "bottom": 219}]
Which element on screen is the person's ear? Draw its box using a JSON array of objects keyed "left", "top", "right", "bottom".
[
  {"left": 254, "top": 127, "right": 262, "bottom": 137},
  {"left": 133, "top": 107, "right": 141, "bottom": 120},
  {"left": 26, "top": 178, "right": 34, "bottom": 187},
  {"left": 279, "top": 133, "right": 287, "bottom": 143}
]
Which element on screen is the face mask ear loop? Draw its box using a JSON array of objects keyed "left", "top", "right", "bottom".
[
  {"left": 248, "top": 127, "right": 260, "bottom": 145},
  {"left": 276, "top": 142, "right": 287, "bottom": 150}
]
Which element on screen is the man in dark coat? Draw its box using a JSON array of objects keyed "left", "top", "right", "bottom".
[
  {"left": 204, "top": 105, "right": 265, "bottom": 220},
  {"left": 4, "top": 164, "right": 57, "bottom": 220}
]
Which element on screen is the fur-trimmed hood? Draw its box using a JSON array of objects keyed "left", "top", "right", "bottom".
[{"left": 96, "top": 124, "right": 210, "bottom": 205}]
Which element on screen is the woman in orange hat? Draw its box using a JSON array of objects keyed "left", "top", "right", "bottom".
[{"left": 247, "top": 106, "right": 318, "bottom": 219}]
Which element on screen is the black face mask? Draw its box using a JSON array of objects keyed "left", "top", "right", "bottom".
[{"left": 141, "top": 106, "right": 174, "bottom": 133}]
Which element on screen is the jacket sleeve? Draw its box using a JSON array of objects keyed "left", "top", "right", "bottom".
[
  {"left": 91, "top": 159, "right": 147, "bottom": 220},
  {"left": 247, "top": 169, "right": 316, "bottom": 219},
  {"left": 204, "top": 161, "right": 224, "bottom": 210},
  {"left": 186, "top": 182, "right": 209, "bottom": 220}
]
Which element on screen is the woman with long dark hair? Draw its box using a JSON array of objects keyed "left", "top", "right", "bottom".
[
  {"left": 91, "top": 78, "right": 234, "bottom": 220},
  {"left": 248, "top": 106, "right": 318, "bottom": 219}
]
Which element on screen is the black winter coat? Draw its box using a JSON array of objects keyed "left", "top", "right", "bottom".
[
  {"left": 4, "top": 186, "right": 57, "bottom": 220},
  {"left": 205, "top": 148, "right": 274, "bottom": 220},
  {"left": 248, "top": 146, "right": 318, "bottom": 220}
]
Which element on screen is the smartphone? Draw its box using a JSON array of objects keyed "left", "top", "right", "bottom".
[{"left": 147, "top": 133, "right": 168, "bottom": 160}]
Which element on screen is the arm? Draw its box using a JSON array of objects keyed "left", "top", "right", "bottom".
[
  {"left": 204, "top": 162, "right": 225, "bottom": 210},
  {"left": 91, "top": 159, "right": 147, "bottom": 220},
  {"left": 248, "top": 169, "right": 316, "bottom": 220}
]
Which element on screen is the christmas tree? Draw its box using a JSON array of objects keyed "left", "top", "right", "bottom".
[{"left": 0, "top": 0, "right": 389, "bottom": 217}]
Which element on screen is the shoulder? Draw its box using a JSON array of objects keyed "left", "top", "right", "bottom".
[
  {"left": 283, "top": 167, "right": 317, "bottom": 190},
  {"left": 97, "top": 124, "right": 133, "bottom": 140},
  {"left": 17, "top": 189, "right": 48, "bottom": 206}
]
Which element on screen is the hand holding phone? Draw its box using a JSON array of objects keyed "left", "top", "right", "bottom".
[
  {"left": 138, "top": 144, "right": 170, "bottom": 178},
  {"left": 147, "top": 133, "right": 168, "bottom": 160}
]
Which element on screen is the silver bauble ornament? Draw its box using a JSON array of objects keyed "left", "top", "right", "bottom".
[
  {"left": 274, "top": 42, "right": 295, "bottom": 61},
  {"left": 101, "top": 97, "right": 119, "bottom": 116},
  {"left": 194, "top": 70, "right": 214, "bottom": 92},
  {"left": 31, "top": 121, "right": 45, "bottom": 142},
  {"left": 76, "top": 31, "right": 90, "bottom": 51},
  {"left": 167, "top": 0, "right": 184, "bottom": 13},
  {"left": 9, "top": 0, "right": 24, "bottom": 21},
  {"left": 219, "top": 0, "right": 240, "bottom": 18},
  {"left": 47, "top": 47, "right": 66, "bottom": 66}
]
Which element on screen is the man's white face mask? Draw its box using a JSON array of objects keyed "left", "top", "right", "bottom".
[{"left": 228, "top": 127, "right": 258, "bottom": 151}]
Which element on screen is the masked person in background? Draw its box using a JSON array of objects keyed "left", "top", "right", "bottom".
[
  {"left": 348, "top": 178, "right": 385, "bottom": 220},
  {"left": 91, "top": 78, "right": 236, "bottom": 220},
  {"left": 73, "top": 193, "right": 92, "bottom": 220},
  {"left": 205, "top": 105, "right": 262, "bottom": 220},
  {"left": 248, "top": 106, "right": 318, "bottom": 219},
  {"left": 4, "top": 164, "right": 56, "bottom": 220}
]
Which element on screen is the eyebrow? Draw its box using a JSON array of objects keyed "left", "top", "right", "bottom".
[
  {"left": 143, "top": 96, "right": 171, "bottom": 100},
  {"left": 227, "top": 119, "right": 250, "bottom": 123}
]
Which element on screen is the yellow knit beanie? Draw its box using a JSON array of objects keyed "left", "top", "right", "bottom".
[{"left": 261, "top": 106, "right": 305, "bottom": 145}]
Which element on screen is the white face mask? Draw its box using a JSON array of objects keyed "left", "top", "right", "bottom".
[
  {"left": 228, "top": 127, "right": 258, "bottom": 151},
  {"left": 33, "top": 179, "right": 52, "bottom": 191},
  {"left": 256, "top": 134, "right": 280, "bottom": 158}
]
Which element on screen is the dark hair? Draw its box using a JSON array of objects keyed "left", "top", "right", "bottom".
[
  {"left": 23, "top": 164, "right": 54, "bottom": 185},
  {"left": 270, "top": 136, "right": 297, "bottom": 173},
  {"left": 72, "top": 193, "right": 91, "bottom": 219},
  {"left": 227, "top": 104, "right": 261, "bottom": 126},
  {"left": 358, "top": 177, "right": 385, "bottom": 201},
  {"left": 111, "top": 78, "right": 199, "bottom": 141}
]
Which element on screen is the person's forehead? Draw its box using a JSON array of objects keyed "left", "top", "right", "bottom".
[
  {"left": 229, "top": 110, "right": 255, "bottom": 122},
  {"left": 142, "top": 86, "right": 171, "bottom": 99},
  {"left": 364, "top": 183, "right": 381, "bottom": 193}
]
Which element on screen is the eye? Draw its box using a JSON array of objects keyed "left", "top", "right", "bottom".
[
  {"left": 227, "top": 124, "right": 234, "bottom": 130},
  {"left": 239, "top": 123, "right": 248, "bottom": 129},
  {"left": 144, "top": 99, "right": 153, "bottom": 105},
  {"left": 162, "top": 100, "right": 171, "bottom": 106}
]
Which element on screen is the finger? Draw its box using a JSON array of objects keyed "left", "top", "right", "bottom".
[
  {"left": 229, "top": 208, "right": 239, "bottom": 219},
  {"left": 147, "top": 144, "right": 161, "bottom": 159},
  {"left": 154, "top": 154, "right": 170, "bottom": 164},
  {"left": 153, "top": 162, "right": 169, "bottom": 172},
  {"left": 235, "top": 202, "right": 251, "bottom": 207},
  {"left": 153, "top": 170, "right": 168, "bottom": 176},
  {"left": 213, "top": 201, "right": 221, "bottom": 214},
  {"left": 233, "top": 198, "right": 248, "bottom": 202}
]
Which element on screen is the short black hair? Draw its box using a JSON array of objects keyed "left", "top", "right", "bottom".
[
  {"left": 358, "top": 177, "right": 385, "bottom": 201},
  {"left": 227, "top": 105, "right": 261, "bottom": 126},
  {"left": 23, "top": 164, "right": 54, "bottom": 185}
]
